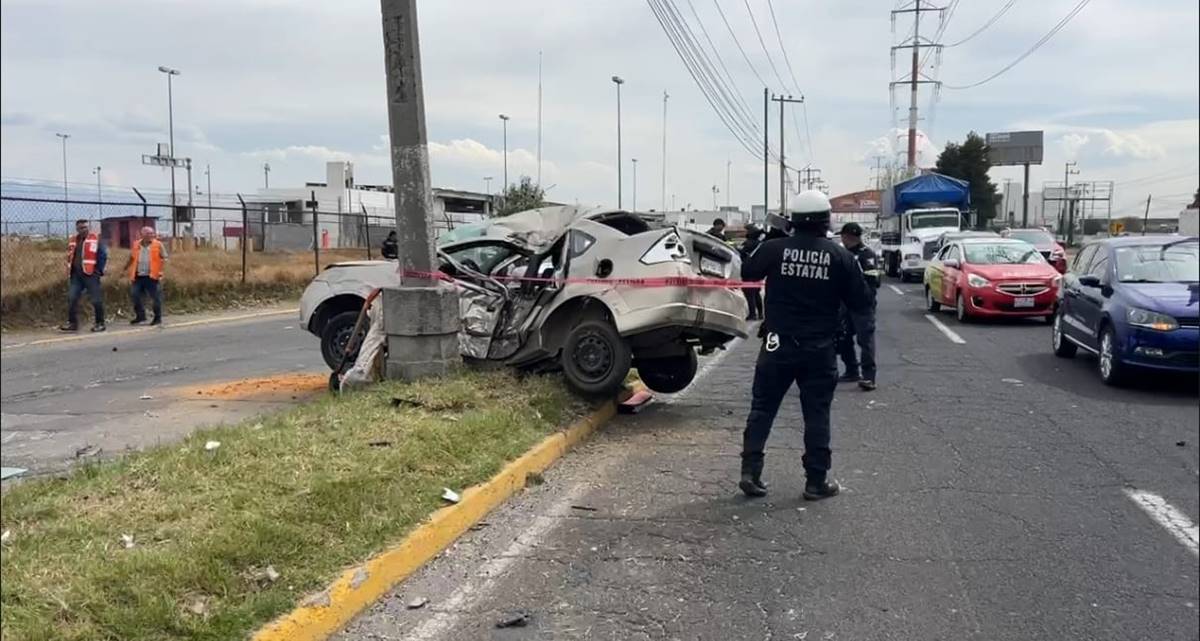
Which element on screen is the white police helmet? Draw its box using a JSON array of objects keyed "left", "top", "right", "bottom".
[{"left": 787, "top": 189, "right": 832, "bottom": 227}]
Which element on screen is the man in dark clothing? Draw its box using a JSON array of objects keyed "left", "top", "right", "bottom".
[
  {"left": 739, "top": 191, "right": 871, "bottom": 501},
  {"left": 381, "top": 231, "right": 399, "bottom": 260},
  {"left": 705, "top": 218, "right": 727, "bottom": 241},
  {"left": 62, "top": 219, "right": 108, "bottom": 332},
  {"left": 738, "top": 225, "right": 765, "bottom": 320},
  {"left": 836, "top": 222, "right": 882, "bottom": 391}
]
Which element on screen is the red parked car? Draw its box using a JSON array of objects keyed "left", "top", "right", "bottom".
[
  {"left": 924, "top": 238, "right": 1063, "bottom": 323},
  {"left": 1001, "top": 227, "right": 1068, "bottom": 273}
]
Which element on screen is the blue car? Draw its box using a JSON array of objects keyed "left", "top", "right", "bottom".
[{"left": 1052, "top": 235, "right": 1199, "bottom": 385}]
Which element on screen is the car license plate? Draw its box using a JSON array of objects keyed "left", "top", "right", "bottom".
[
  {"left": 700, "top": 256, "right": 725, "bottom": 278},
  {"left": 1014, "top": 297, "right": 1035, "bottom": 308}
]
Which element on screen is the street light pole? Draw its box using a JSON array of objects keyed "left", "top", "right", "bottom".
[
  {"left": 157, "top": 66, "right": 181, "bottom": 238},
  {"left": 263, "top": 162, "right": 271, "bottom": 189},
  {"left": 93, "top": 166, "right": 102, "bottom": 220},
  {"left": 631, "top": 158, "right": 637, "bottom": 211},
  {"left": 498, "top": 114, "right": 510, "bottom": 192},
  {"left": 55, "top": 132, "right": 69, "bottom": 229},
  {"left": 611, "top": 75, "right": 625, "bottom": 208}
]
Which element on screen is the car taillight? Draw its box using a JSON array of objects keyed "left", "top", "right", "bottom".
[{"left": 640, "top": 231, "right": 691, "bottom": 265}]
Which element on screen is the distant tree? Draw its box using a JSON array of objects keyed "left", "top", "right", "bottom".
[
  {"left": 935, "top": 131, "right": 1000, "bottom": 229},
  {"left": 1190, "top": 187, "right": 1199, "bottom": 209},
  {"left": 496, "top": 176, "right": 546, "bottom": 217}
]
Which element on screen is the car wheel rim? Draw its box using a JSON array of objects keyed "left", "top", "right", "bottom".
[
  {"left": 333, "top": 326, "right": 354, "bottom": 357},
  {"left": 574, "top": 334, "right": 613, "bottom": 381},
  {"left": 1100, "top": 333, "right": 1112, "bottom": 379}
]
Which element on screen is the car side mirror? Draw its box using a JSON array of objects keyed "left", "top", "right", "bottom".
[
  {"left": 943, "top": 259, "right": 960, "bottom": 269},
  {"left": 1077, "top": 274, "right": 1101, "bottom": 288}
]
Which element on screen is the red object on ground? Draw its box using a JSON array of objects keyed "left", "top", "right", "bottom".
[{"left": 618, "top": 388, "right": 655, "bottom": 414}]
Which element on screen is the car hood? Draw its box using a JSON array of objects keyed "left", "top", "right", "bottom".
[
  {"left": 968, "top": 263, "right": 1059, "bottom": 280},
  {"left": 910, "top": 227, "right": 958, "bottom": 242},
  {"left": 460, "top": 205, "right": 600, "bottom": 253},
  {"left": 1121, "top": 282, "right": 1200, "bottom": 317}
]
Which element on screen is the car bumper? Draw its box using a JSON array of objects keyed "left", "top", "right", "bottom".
[
  {"left": 610, "top": 285, "right": 749, "bottom": 340},
  {"left": 1118, "top": 325, "right": 1200, "bottom": 372},
  {"left": 298, "top": 281, "right": 331, "bottom": 333},
  {"left": 964, "top": 288, "right": 1058, "bottom": 317},
  {"left": 902, "top": 258, "right": 926, "bottom": 276}
]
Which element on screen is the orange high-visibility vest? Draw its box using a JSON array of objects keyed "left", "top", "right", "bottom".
[
  {"left": 128, "top": 239, "right": 165, "bottom": 281},
  {"left": 66, "top": 233, "right": 100, "bottom": 276}
]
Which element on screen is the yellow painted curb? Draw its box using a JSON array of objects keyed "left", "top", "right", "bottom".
[{"left": 251, "top": 397, "right": 621, "bottom": 641}]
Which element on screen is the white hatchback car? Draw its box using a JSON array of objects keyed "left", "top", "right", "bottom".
[{"left": 300, "top": 206, "right": 749, "bottom": 396}]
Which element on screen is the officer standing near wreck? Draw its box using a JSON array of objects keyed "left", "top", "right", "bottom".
[
  {"left": 738, "top": 190, "right": 871, "bottom": 501},
  {"left": 835, "top": 222, "right": 882, "bottom": 391}
]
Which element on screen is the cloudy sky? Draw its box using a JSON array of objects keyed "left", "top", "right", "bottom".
[{"left": 1, "top": 0, "right": 1197, "bottom": 217}]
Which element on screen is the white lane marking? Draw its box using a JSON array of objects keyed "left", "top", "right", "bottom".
[
  {"left": 1124, "top": 489, "right": 1199, "bottom": 556},
  {"left": 924, "top": 314, "right": 966, "bottom": 344},
  {"left": 888, "top": 284, "right": 906, "bottom": 296},
  {"left": 401, "top": 334, "right": 740, "bottom": 640},
  {"left": 1, "top": 309, "right": 298, "bottom": 350}
]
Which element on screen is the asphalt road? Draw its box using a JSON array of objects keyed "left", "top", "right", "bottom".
[
  {"left": 0, "top": 309, "right": 325, "bottom": 475},
  {"left": 339, "top": 281, "right": 1199, "bottom": 641}
]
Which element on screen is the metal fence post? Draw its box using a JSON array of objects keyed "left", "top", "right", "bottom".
[
  {"left": 310, "top": 190, "right": 320, "bottom": 276},
  {"left": 237, "top": 194, "right": 247, "bottom": 284},
  {"left": 362, "top": 203, "right": 372, "bottom": 260}
]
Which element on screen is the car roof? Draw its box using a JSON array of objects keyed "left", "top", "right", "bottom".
[
  {"left": 1090, "top": 235, "right": 1198, "bottom": 248},
  {"left": 958, "top": 237, "right": 1028, "bottom": 244}
]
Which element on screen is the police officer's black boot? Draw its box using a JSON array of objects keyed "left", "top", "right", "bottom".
[
  {"left": 803, "top": 477, "right": 841, "bottom": 501},
  {"left": 739, "top": 457, "right": 768, "bottom": 498}
]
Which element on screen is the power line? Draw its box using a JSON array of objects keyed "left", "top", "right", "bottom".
[
  {"left": 740, "top": 0, "right": 791, "bottom": 93},
  {"left": 711, "top": 0, "right": 769, "bottom": 88},
  {"left": 944, "top": 0, "right": 1019, "bottom": 47},
  {"left": 682, "top": 0, "right": 762, "bottom": 134},
  {"left": 763, "top": 0, "right": 813, "bottom": 163},
  {"left": 944, "top": 0, "right": 1092, "bottom": 90}
]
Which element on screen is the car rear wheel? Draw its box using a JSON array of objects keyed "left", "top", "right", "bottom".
[
  {"left": 321, "top": 310, "right": 365, "bottom": 371},
  {"left": 1051, "top": 309, "right": 1077, "bottom": 358},
  {"left": 925, "top": 286, "right": 941, "bottom": 312},
  {"left": 635, "top": 349, "right": 698, "bottom": 394},
  {"left": 1098, "top": 326, "right": 1126, "bottom": 386},
  {"left": 955, "top": 292, "right": 971, "bottom": 323},
  {"left": 561, "top": 320, "right": 632, "bottom": 397}
]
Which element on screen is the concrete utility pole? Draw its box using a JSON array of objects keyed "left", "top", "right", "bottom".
[
  {"left": 498, "top": 114, "right": 510, "bottom": 191},
  {"left": 762, "top": 88, "right": 769, "bottom": 215},
  {"left": 537, "top": 50, "right": 543, "bottom": 186},
  {"left": 378, "top": 0, "right": 458, "bottom": 380},
  {"left": 661, "top": 91, "right": 669, "bottom": 211},
  {"left": 157, "top": 66, "right": 180, "bottom": 227},
  {"left": 798, "top": 166, "right": 822, "bottom": 191},
  {"left": 55, "top": 132, "right": 69, "bottom": 228},
  {"left": 93, "top": 166, "right": 102, "bottom": 220},
  {"left": 612, "top": 75, "right": 625, "bottom": 208},
  {"left": 726, "top": 159, "right": 731, "bottom": 207},
  {"left": 1062, "top": 160, "right": 1079, "bottom": 240},
  {"left": 772, "top": 94, "right": 804, "bottom": 214},
  {"left": 263, "top": 162, "right": 271, "bottom": 189},
  {"left": 1142, "top": 194, "right": 1152, "bottom": 236},
  {"left": 631, "top": 158, "right": 638, "bottom": 211},
  {"left": 205, "top": 164, "right": 213, "bottom": 242}
]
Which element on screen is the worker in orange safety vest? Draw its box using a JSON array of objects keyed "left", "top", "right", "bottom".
[
  {"left": 126, "top": 226, "right": 168, "bottom": 325},
  {"left": 62, "top": 218, "right": 108, "bottom": 332}
]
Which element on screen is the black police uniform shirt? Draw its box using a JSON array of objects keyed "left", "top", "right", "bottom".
[
  {"left": 741, "top": 232, "right": 872, "bottom": 341},
  {"left": 847, "top": 244, "right": 881, "bottom": 289}
]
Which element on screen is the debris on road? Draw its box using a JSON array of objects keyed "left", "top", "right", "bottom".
[
  {"left": 405, "top": 597, "right": 428, "bottom": 610},
  {"left": 204, "top": 441, "right": 221, "bottom": 452},
  {"left": 441, "top": 488, "right": 461, "bottom": 504},
  {"left": 74, "top": 445, "right": 101, "bottom": 459},
  {"left": 1, "top": 529, "right": 11, "bottom": 544},
  {"left": 391, "top": 397, "right": 427, "bottom": 409},
  {"left": 246, "top": 565, "right": 281, "bottom": 587},
  {"left": 120, "top": 534, "right": 135, "bottom": 549},
  {"left": 525, "top": 471, "right": 545, "bottom": 487},
  {"left": 1001, "top": 378, "right": 1024, "bottom": 386},
  {"left": 1177, "top": 441, "right": 1187, "bottom": 447},
  {"left": 1, "top": 466, "right": 28, "bottom": 480},
  {"left": 618, "top": 388, "right": 655, "bottom": 414},
  {"left": 368, "top": 440, "right": 392, "bottom": 448},
  {"left": 139, "top": 394, "right": 154, "bottom": 400},
  {"left": 495, "top": 613, "right": 531, "bottom": 628},
  {"left": 570, "top": 505, "right": 598, "bottom": 512}
]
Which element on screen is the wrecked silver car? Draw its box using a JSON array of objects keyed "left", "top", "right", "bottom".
[{"left": 299, "top": 206, "right": 749, "bottom": 395}]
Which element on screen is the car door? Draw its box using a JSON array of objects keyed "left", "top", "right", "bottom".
[
  {"left": 1073, "top": 247, "right": 1111, "bottom": 349},
  {"left": 439, "top": 240, "right": 525, "bottom": 359},
  {"left": 927, "top": 244, "right": 949, "bottom": 299},
  {"left": 1059, "top": 243, "right": 1098, "bottom": 344},
  {"left": 940, "top": 244, "right": 964, "bottom": 306}
]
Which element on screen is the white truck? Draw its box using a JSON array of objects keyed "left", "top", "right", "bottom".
[
  {"left": 879, "top": 173, "right": 971, "bottom": 282},
  {"left": 1179, "top": 207, "right": 1199, "bottom": 236}
]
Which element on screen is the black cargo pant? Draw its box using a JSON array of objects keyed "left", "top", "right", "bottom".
[
  {"left": 836, "top": 294, "right": 877, "bottom": 380},
  {"left": 742, "top": 287, "right": 763, "bottom": 320},
  {"left": 742, "top": 334, "right": 838, "bottom": 483}
]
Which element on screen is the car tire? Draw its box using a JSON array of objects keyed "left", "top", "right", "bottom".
[
  {"left": 635, "top": 349, "right": 698, "bottom": 394},
  {"left": 320, "top": 310, "right": 364, "bottom": 371},
  {"left": 1051, "top": 309, "right": 1077, "bottom": 358},
  {"left": 1098, "top": 325, "right": 1126, "bottom": 386},
  {"left": 561, "top": 320, "right": 632, "bottom": 397},
  {"left": 955, "top": 292, "right": 971, "bottom": 323},
  {"left": 925, "top": 286, "right": 941, "bottom": 312}
]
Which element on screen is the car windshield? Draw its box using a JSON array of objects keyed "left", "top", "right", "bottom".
[
  {"left": 911, "top": 212, "right": 961, "bottom": 229},
  {"left": 963, "top": 241, "right": 1045, "bottom": 265},
  {"left": 1006, "top": 229, "right": 1054, "bottom": 246},
  {"left": 1115, "top": 241, "right": 1200, "bottom": 283}
]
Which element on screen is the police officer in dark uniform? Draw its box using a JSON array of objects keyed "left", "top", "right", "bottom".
[
  {"left": 836, "top": 222, "right": 882, "bottom": 391},
  {"left": 739, "top": 190, "right": 872, "bottom": 500}
]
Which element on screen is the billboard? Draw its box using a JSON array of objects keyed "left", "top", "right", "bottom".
[{"left": 985, "top": 131, "right": 1043, "bottom": 166}]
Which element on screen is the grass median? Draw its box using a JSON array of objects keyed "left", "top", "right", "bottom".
[{"left": 0, "top": 370, "right": 586, "bottom": 641}]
